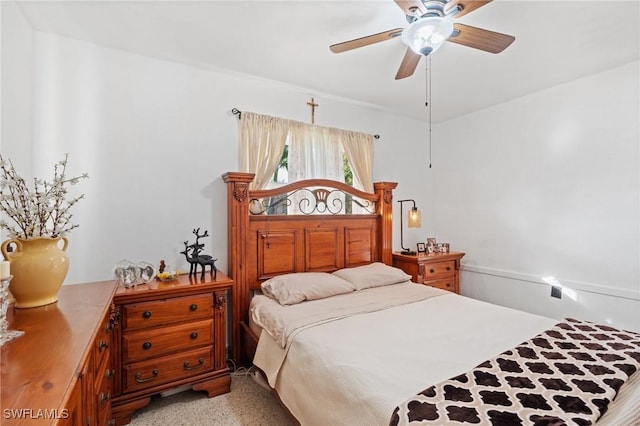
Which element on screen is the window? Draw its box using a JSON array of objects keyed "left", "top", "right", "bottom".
[
  {"left": 238, "top": 111, "right": 374, "bottom": 201},
  {"left": 272, "top": 145, "right": 355, "bottom": 214}
]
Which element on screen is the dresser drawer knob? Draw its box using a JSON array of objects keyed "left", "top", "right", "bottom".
[
  {"left": 190, "top": 332, "right": 198, "bottom": 340},
  {"left": 98, "top": 340, "right": 109, "bottom": 352},
  {"left": 142, "top": 311, "right": 152, "bottom": 319},
  {"left": 189, "top": 304, "right": 198, "bottom": 312},
  {"left": 429, "top": 268, "right": 435, "bottom": 274},
  {"left": 446, "top": 266, "right": 451, "bottom": 271},
  {"left": 134, "top": 369, "right": 159, "bottom": 383},
  {"left": 142, "top": 341, "right": 152, "bottom": 350},
  {"left": 183, "top": 357, "right": 205, "bottom": 370},
  {"left": 446, "top": 283, "right": 451, "bottom": 288}
]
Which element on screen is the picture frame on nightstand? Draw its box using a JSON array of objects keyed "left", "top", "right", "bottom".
[{"left": 416, "top": 242, "right": 426, "bottom": 253}]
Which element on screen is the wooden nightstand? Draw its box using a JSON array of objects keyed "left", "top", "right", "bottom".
[
  {"left": 392, "top": 252, "right": 465, "bottom": 293},
  {"left": 111, "top": 272, "right": 232, "bottom": 425}
]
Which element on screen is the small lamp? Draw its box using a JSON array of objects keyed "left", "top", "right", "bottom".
[{"left": 398, "top": 199, "right": 422, "bottom": 255}]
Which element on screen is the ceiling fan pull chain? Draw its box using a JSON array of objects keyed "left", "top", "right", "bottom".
[{"left": 426, "top": 56, "right": 432, "bottom": 169}]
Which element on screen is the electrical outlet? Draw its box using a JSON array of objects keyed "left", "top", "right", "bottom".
[{"left": 551, "top": 285, "right": 562, "bottom": 299}]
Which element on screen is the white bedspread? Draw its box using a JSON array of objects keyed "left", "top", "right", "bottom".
[{"left": 252, "top": 283, "right": 640, "bottom": 426}]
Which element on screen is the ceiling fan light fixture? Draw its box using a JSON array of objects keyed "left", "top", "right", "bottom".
[{"left": 402, "top": 16, "right": 454, "bottom": 56}]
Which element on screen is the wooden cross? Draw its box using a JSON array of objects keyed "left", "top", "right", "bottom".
[{"left": 307, "top": 97, "right": 319, "bottom": 124}]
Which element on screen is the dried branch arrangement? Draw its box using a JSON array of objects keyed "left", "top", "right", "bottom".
[{"left": 0, "top": 154, "right": 88, "bottom": 239}]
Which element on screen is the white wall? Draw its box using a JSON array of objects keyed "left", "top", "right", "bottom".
[
  {"left": 2, "top": 20, "right": 430, "bottom": 285},
  {"left": 1, "top": 2, "right": 33, "bottom": 179},
  {"left": 434, "top": 61, "right": 640, "bottom": 331}
]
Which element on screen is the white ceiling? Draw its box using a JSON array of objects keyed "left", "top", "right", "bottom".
[{"left": 14, "top": 0, "right": 640, "bottom": 122}]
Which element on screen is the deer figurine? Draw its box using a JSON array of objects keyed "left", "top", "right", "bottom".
[
  {"left": 188, "top": 228, "right": 218, "bottom": 280},
  {"left": 180, "top": 241, "right": 198, "bottom": 276}
]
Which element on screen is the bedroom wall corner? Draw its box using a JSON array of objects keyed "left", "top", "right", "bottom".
[{"left": 434, "top": 61, "right": 640, "bottom": 332}]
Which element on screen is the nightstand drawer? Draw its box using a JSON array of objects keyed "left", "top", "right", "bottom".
[
  {"left": 420, "top": 260, "right": 455, "bottom": 279},
  {"left": 122, "top": 346, "right": 213, "bottom": 393},
  {"left": 122, "top": 294, "right": 213, "bottom": 330},
  {"left": 393, "top": 252, "right": 465, "bottom": 295},
  {"left": 122, "top": 319, "right": 214, "bottom": 363},
  {"left": 425, "top": 278, "right": 455, "bottom": 292}
]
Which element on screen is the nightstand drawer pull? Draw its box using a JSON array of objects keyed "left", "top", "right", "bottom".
[
  {"left": 189, "top": 304, "right": 198, "bottom": 311},
  {"left": 134, "top": 369, "right": 159, "bottom": 383},
  {"left": 98, "top": 340, "right": 109, "bottom": 352},
  {"left": 190, "top": 332, "right": 198, "bottom": 340},
  {"left": 142, "top": 341, "right": 152, "bottom": 350},
  {"left": 183, "top": 357, "right": 204, "bottom": 370},
  {"left": 106, "top": 369, "right": 115, "bottom": 379},
  {"left": 99, "top": 392, "right": 111, "bottom": 404},
  {"left": 142, "top": 310, "right": 152, "bottom": 319}
]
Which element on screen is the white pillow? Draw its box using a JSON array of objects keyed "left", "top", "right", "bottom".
[
  {"left": 332, "top": 262, "right": 411, "bottom": 290},
  {"left": 261, "top": 272, "right": 355, "bottom": 305}
]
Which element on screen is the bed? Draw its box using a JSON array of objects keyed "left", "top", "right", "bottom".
[{"left": 222, "top": 173, "right": 640, "bottom": 425}]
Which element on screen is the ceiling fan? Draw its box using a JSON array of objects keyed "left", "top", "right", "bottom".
[{"left": 330, "top": 0, "right": 515, "bottom": 80}]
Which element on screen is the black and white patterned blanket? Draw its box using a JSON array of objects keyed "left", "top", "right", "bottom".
[{"left": 390, "top": 318, "right": 640, "bottom": 426}]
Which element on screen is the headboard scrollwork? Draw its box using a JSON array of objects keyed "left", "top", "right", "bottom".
[{"left": 248, "top": 186, "right": 376, "bottom": 215}]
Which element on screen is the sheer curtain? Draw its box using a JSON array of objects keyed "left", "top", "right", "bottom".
[
  {"left": 288, "top": 124, "right": 344, "bottom": 214},
  {"left": 237, "top": 110, "right": 375, "bottom": 212},
  {"left": 341, "top": 130, "right": 374, "bottom": 193},
  {"left": 288, "top": 124, "right": 344, "bottom": 182},
  {"left": 238, "top": 112, "right": 289, "bottom": 190}
]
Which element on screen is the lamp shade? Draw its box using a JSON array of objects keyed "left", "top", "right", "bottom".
[
  {"left": 408, "top": 207, "right": 421, "bottom": 228},
  {"left": 402, "top": 16, "right": 454, "bottom": 56}
]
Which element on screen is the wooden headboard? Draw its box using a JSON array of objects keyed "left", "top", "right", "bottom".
[{"left": 222, "top": 172, "right": 397, "bottom": 362}]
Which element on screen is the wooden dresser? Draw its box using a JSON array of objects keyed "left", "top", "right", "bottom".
[
  {"left": 111, "top": 273, "right": 232, "bottom": 425},
  {"left": 1, "top": 273, "right": 233, "bottom": 426},
  {"left": 392, "top": 252, "right": 465, "bottom": 293},
  {"left": 1, "top": 281, "right": 118, "bottom": 425}
]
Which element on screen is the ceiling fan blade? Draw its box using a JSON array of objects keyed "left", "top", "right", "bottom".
[
  {"left": 330, "top": 28, "right": 404, "bottom": 53},
  {"left": 447, "top": 23, "right": 515, "bottom": 53},
  {"left": 445, "top": 0, "right": 493, "bottom": 18},
  {"left": 394, "top": 0, "right": 426, "bottom": 16},
  {"left": 395, "top": 47, "right": 421, "bottom": 80}
]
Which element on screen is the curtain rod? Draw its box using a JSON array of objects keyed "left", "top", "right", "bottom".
[{"left": 231, "top": 108, "right": 380, "bottom": 139}]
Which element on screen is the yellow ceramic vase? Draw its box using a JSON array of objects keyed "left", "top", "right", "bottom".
[{"left": 1, "top": 237, "right": 69, "bottom": 308}]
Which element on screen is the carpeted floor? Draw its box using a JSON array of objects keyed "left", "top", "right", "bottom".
[{"left": 129, "top": 371, "right": 295, "bottom": 426}]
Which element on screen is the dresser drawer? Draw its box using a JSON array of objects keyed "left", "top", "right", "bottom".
[
  {"left": 420, "top": 260, "right": 455, "bottom": 279},
  {"left": 122, "top": 346, "right": 213, "bottom": 393},
  {"left": 122, "top": 319, "right": 214, "bottom": 363},
  {"left": 94, "top": 312, "right": 113, "bottom": 375},
  {"left": 95, "top": 361, "right": 114, "bottom": 426},
  {"left": 425, "top": 278, "right": 456, "bottom": 292},
  {"left": 122, "top": 294, "right": 213, "bottom": 330}
]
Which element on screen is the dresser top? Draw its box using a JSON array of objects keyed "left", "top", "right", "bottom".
[
  {"left": 1, "top": 280, "right": 117, "bottom": 422},
  {"left": 114, "top": 271, "right": 233, "bottom": 303}
]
